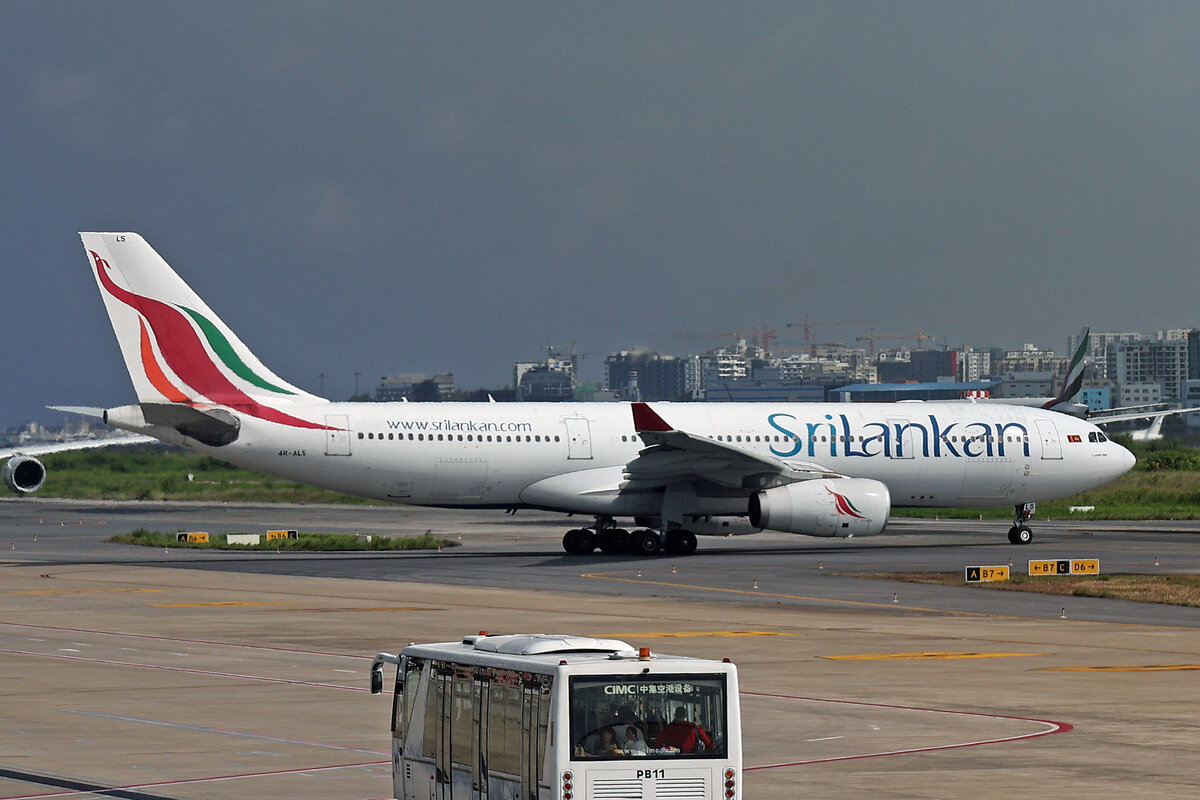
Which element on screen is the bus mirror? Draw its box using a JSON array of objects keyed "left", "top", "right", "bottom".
[{"left": 370, "top": 666, "right": 384, "bottom": 694}]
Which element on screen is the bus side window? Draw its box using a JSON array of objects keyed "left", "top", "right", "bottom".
[
  {"left": 451, "top": 667, "right": 473, "bottom": 766},
  {"left": 423, "top": 664, "right": 444, "bottom": 761},
  {"left": 488, "top": 674, "right": 522, "bottom": 775},
  {"left": 395, "top": 657, "right": 423, "bottom": 742},
  {"left": 390, "top": 658, "right": 404, "bottom": 735}
]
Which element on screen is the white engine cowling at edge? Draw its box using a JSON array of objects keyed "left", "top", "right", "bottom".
[
  {"left": 749, "top": 478, "right": 890, "bottom": 537},
  {"left": 3, "top": 455, "right": 47, "bottom": 495}
]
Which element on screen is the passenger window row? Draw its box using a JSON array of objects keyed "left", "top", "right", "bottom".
[{"left": 357, "top": 432, "right": 560, "bottom": 443}]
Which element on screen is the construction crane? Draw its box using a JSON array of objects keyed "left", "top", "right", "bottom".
[
  {"left": 856, "top": 328, "right": 937, "bottom": 358},
  {"left": 673, "top": 328, "right": 778, "bottom": 356},
  {"left": 785, "top": 317, "right": 877, "bottom": 356}
]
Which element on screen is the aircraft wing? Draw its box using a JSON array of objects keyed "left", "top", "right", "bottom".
[
  {"left": 2, "top": 406, "right": 157, "bottom": 459},
  {"left": 1089, "top": 406, "right": 1197, "bottom": 426},
  {"left": 624, "top": 403, "right": 842, "bottom": 491},
  {"left": 0, "top": 433, "right": 157, "bottom": 460},
  {"left": 2, "top": 429, "right": 158, "bottom": 495}
]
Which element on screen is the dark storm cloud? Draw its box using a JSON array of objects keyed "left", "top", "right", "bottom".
[{"left": 4, "top": 2, "right": 1200, "bottom": 423}]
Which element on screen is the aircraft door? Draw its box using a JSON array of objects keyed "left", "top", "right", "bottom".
[
  {"left": 564, "top": 417, "right": 593, "bottom": 460},
  {"left": 325, "top": 414, "right": 351, "bottom": 456},
  {"left": 1036, "top": 419, "right": 1063, "bottom": 460}
]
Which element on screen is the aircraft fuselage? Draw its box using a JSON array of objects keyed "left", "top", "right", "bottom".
[{"left": 125, "top": 400, "right": 1133, "bottom": 516}]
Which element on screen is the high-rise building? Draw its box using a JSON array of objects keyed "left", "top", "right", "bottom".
[
  {"left": 910, "top": 350, "right": 957, "bottom": 383},
  {"left": 604, "top": 351, "right": 687, "bottom": 401},
  {"left": 514, "top": 353, "right": 577, "bottom": 401},
  {"left": 958, "top": 348, "right": 992, "bottom": 382},
  {"left": 377, "top": 372, "right": 454, "bottom": 401},
  {"left": 1111, "top": 339, "right": 1189, "bottom": 402},
  {"left": 1069, "top": 330, "right": 1146, "bottom": 380}
]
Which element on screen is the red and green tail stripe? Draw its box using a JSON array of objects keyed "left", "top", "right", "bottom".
[{"left": 92, "top": 250, "right": 331, "bottom": 431}]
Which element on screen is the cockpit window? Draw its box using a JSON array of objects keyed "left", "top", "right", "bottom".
[{"left": 1087, "top": 432, "right": 1108, "bottom": 443}]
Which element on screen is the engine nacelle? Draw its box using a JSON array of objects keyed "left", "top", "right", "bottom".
[
  {"left": 749, "top": 478, "right": 890, "bottom": 537},
  {"left": 3, "top": 455, "right": 47, "bottom": 495}
]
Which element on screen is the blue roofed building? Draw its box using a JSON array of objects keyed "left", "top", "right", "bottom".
[{"left": 831, "top": 381, "right": 1001, "bottom": 403}]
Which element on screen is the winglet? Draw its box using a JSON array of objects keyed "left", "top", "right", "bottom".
[{"left": 631, "top": 402, "right": 673, "bottom": 432}]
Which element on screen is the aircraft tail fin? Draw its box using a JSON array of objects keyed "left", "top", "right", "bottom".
[
  {"left": 1043, "top": 327, "right": 1089, "bottom": 410},
  {"left": 80, "top": 233, "right": 327, "bottom": 409}
]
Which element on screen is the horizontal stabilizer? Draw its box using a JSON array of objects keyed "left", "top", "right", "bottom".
[
  {"left": 47, "top": 406, "right": 106, "bottom": 419},
  {"left": 139, "top": 403, "right": 241, "bottom": 446}
]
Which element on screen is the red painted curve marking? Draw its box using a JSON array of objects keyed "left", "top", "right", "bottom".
[{"left": 741, "top": 690, "right": 1071, "bottom": 770}]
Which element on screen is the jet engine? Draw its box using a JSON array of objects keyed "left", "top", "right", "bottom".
[
  {"left": 748, "top": 478, "right": 890, "bottom": 537},
  {"left": 2, "top": 455, "right": 47, "bottom": 495}
]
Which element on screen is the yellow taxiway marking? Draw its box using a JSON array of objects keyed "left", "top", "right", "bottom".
[
  {"left": 15, "top": 588, "right": 165, "bottom": 595},
  {"left": 597, "top": 631, "right": 799, "bottom": 639},
  {"left": 263, "top": 606, "right": 442, "bottom": 613},
  {"left": 822, "top": 651, "right": 1043, "bottom": 661},
  {"left": 581, "top": 571, "right": 1000, "bottom": 616},
  {"left": 580, "top": 570, "right": 1197, "bottom": 630},
  {"left": 150, "top": 601, "right": 302, "bottom": 608},
  {"left": 1037, "top": 664, "right": 1200, "bottom": 672}
]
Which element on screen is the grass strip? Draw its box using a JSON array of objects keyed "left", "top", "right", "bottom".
[
  {"left": 109, "top": 528, "right": 459, "bottom": 551},
  {"left": 857, "top": 571, "right": 1200, "bottom": 607},
  {"left": 38, "top": 447, "right": 380, "bottom": 504}
]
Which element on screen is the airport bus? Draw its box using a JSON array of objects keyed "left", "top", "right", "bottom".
[{"left": 370, "top": 632, "right": 742, "bottom": 800}]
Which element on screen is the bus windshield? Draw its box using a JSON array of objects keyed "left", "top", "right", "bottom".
[{"left": 569, "top": 674, "right": 728, "bottom": 760}]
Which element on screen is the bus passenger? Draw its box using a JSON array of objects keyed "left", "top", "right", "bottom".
[
  {"left": 588, "top": 726, "right": 620, "bottom": 756},
  {"left": 623, "top": 725, "right": 649, "bottom": 754},
  {"left": 654, "top": 707, "right": 712, "bottom": 753},
  {"left": 644, "top": 709, "right": 665, "bottom": 741}
]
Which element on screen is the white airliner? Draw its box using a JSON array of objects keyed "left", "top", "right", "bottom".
[{"left": 2, "top": 233, "right": 1136, "bottom": 552}]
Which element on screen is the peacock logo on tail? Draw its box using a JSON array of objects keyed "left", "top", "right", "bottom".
[{"left": 90, "top": 250, "right": 333, "bottom": 431}]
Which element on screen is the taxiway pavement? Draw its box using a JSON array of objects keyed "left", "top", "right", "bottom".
[{"left": 1, "top": 499, "right": 1197, "bottom": 799}]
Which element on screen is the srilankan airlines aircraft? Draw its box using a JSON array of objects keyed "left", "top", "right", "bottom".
[{"left": 5, "top": 233, "right": 1136, "bottom": 555}]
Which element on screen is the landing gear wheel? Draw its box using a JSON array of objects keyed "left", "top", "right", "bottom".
[
  {"left": 598, "top": 528, "right": 631, "bottom": 554},
  {"left": 563, "top": 528, "right": 596, "bottom": 554},
  {"left": 1007, "top": 525, "right": 1033, "bottom": 545},
  {"left": 628, "top": 529, "right": 662, "bottom": 556},
  {"left": 664, "top": 529, "right": 698, "bottom": 555}
]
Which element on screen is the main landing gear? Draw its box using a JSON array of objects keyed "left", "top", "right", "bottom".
[
  {"left": 1007, "top": 502, "right": 1036, "bottom": 545},
  {"left": 562, "top": 520, "right": 698, "bottom": 556}
]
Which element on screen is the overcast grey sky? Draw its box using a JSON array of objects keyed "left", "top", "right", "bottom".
[{"left": 5, "top": 2, "right": 1200, "bottom": 424}]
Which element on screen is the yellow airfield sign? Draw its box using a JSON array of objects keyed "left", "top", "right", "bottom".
[
  {"left": 1029, "top": 559, "right": 1100, "bottom": 576},
  {"left": 965, "top": 565, "right": 1010, "bottom": 583}
]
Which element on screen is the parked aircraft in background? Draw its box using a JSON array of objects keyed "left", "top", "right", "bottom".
[
  {"left": 7, "top": 233, "right": 1136, "bottom": 553},
  {"left": 983, "top": 327, "right": 1194, "bottom": 434}
]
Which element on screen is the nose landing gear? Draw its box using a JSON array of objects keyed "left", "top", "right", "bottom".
[{"left": 1007, "top": 502, "right": 1036, "bottom": 545}]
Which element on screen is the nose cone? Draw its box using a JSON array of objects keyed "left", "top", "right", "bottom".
[
  {"left": 1114, "top": 441, "right": 1137, "bottom": 476},
  {"left": 1104, "top": 438, "right": 1132, "bottom": 482}
]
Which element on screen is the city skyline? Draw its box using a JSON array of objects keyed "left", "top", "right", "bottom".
[{"left": 9, "top": 322, "right": 1197, "bottom": 430}]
